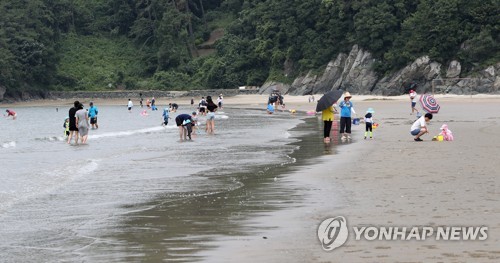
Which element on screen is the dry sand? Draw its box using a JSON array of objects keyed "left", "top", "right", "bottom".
[
  {"left": 195, "top": 95, "right": 500, "bottom": 262},
  {"left": 2, "top": 94, "right": 499, "bottom": 262}
]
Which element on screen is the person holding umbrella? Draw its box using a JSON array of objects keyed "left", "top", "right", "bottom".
[
  {"left": 322, "top": 105, "right": 337, "bottom": 143},
  {"left": 338, "top": 92, "right": 356, "bottom": 141},
  {"left": 316, "top": 90, "right": 343, "bottom": 143}
]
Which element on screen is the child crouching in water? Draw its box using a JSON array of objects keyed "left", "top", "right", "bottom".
[{"left": 364, "top": 108, "right": 375, "bottom": 139}]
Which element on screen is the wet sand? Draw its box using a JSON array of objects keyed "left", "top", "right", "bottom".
[
  {"left": 196, "top": 96, "right": 500, "bottom": 262},
  {"left": 2, "top": 94, "right": 500, "bottom": 262}
]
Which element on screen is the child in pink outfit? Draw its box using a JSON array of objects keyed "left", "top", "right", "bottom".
[{"left": 439, "top": 124, "right": 454, "bottom": 141}]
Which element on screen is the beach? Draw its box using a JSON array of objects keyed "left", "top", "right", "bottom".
[
  {"left": 195, "top": 95, "right": 500, "bottom": 262},
  {"left": 1, "top": 94, "right": 499, "bottom": 262}
]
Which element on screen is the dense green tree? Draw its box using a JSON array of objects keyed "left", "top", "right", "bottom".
[{"left": 0, "top": 0, "right": 498, "bottom": 97}]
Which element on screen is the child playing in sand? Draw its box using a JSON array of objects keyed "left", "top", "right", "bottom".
[{"left": 439, "top": 124, "right": 454, "bottom": 141}]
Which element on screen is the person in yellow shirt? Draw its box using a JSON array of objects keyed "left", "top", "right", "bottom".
[{"left": 322, "top": 105, "right": 337, "bottom": 143}]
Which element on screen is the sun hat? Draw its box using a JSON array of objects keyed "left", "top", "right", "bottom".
[
  {"left": 440, "top": 124, "right": 448, "bottom": 130},
  {"left": 344, "top": 92, "right": 352, "bottom": 98},
  {"left": 366, "top": 107, "right": 375, "bottom": 113}
]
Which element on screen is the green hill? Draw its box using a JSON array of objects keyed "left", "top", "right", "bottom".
[{"left": 0, "top": 0, "right": 498, "bottom": 98}]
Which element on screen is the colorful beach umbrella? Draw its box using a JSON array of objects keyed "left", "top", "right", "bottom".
[
  {"left": 316, "top": 90, "right": 343, "bottom": 112},
  {"left": 419, "top": 94, "right": 440, "bottom": 113}
]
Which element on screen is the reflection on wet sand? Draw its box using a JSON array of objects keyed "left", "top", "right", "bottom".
[{"left": 100, "top": 117, "right": 333, "bottom": 262}]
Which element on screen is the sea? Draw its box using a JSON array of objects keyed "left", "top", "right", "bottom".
[{"left": 0, "top": 105, "right": 331, "bottom": 262}]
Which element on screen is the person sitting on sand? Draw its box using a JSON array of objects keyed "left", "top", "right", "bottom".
[{"left": 410, "top": 113, "right": 433, "bottom": 141}]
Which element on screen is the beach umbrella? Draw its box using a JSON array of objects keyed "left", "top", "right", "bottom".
[
  {"left": 316, "top": 90, "right": 343, "bottom": 112},
  {"left": 419, "top": 94, "right": 440, "bottom": 113}
]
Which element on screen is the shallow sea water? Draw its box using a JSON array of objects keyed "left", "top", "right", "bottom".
[{"left": 0, "top": 105, "right": 331, "bottom": 262}]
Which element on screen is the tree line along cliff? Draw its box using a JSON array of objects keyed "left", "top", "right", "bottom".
[{"left": 0, "top": 0, "right": 498, "bottom": 100}]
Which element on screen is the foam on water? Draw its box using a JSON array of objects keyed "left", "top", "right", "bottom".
[
  {"left": 1, "top": 141, "right": 16, "bottom": 148},
  {"left": 0, "top": 159, "right": 100, "bottom": 212},
  {"left": 90, "top": 126, "right": 171, "bottom": 139}
]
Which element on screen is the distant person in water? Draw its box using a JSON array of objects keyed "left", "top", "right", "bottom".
[
  {"left": 267, "top": 103, "right": 275, "bottom": 114},
  {"left": 4, "top": 109, "right": 17, "bottom": 120},
  {"left": 190, "top": 97, "right": 194, "bottom": 107},
  {"left": 67, "top": 101, "right": 80, "bottom": 144},
  {"left": 175, "top": 113, "right": 193, "bottom": 140},
  {"left": 127, "top": 99, "right": 133, "bottom": 112},
  {"left": 63, "top": 117, "right": 70, "bottom": 137},
  {"left": 88, "top": 101, "right": 99, "bottom": 129},
  {"left": 75, "top": 103, "right": 90, "bottom": 144},
  {"left": 170, "top": 103, "right": 179, "bottom": 112},
  {"left": 206, "top": 96, "right": 218, "bottom": 134},
  {"left": 151, "top": 97, "right": 157, "bottom": 111},
  {"left": 217, "top": 94, "right": 224, "bottom": 109},
  {"left": 162, "top": 107, "right": 171, "bottom": 126}
]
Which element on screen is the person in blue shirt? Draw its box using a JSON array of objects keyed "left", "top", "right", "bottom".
[
  {"left": 162, "top": 108, "right": 170, "bottom": 126},
  {"left": 267, "top": 103, "right": 275, "bottom": 114},
  {"left": 338, "top": 92, "right": 356, "bottom": 140},
  {"left": 88, "top": 102, "right": 99, "bottom": 129}
]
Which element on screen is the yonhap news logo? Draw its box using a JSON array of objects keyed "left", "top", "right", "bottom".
[
  {"left": 318, "top": 216, "right": 488, "bottom": 251},
  {"left": 317, "top": 216, "right": 349, "bottom": 251}
]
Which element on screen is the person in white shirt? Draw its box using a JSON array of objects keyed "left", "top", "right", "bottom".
[
  {"left": 410, "top": 113, "right": 433, "bottom": 141},
  {"left": 127, "top": 99, "right": 133, "bottom": 112},
  {"left": 409, "top": 90, "right": 419, "bottom": 115}
]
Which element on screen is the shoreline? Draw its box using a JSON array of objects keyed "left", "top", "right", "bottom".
[
  {"left": 196, "top": 97, "right": 500, "bottom": 262},
  {"left": 2, "top": 94, "right": 499, "bottom": 261},
  {"left": 2, "top": 94, "right": 500, "bottom": 108}
]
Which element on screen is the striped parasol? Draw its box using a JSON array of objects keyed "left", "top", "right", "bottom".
[{"left": 419, "top": 94, "right": 440, "bottom": 113}]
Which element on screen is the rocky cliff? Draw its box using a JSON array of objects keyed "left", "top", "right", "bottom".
[{"left": 268, "top": 45, "right": 499, "bottom": 96}]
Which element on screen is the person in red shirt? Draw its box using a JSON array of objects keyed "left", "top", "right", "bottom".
[{"left": 4, "top": 109, "right": 17, "bottom": 120}]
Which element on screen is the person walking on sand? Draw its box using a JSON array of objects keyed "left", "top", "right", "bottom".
[
  {"left": 75, "top": 103, "right": 90, "bottom": 144},
  {"left": 67, "top": 101, "right": 80, "bottom": 144},
  {"left": 88, "top": 102, "right": 99, "bottom": 129},
  {"left": 4, "top": 109, "right": 17, "bottom": 120},
  {"left": 338, "top": 92, "right": 355, "bottom": 141},
  {"left": 409, "top": 89, "right": 419, "bottom": 115},
  {"left": 322, "top": 104, "right": 336, "bottom": 143},
  {"left": 206, "top": 96, "right": 218, "bottom": 134},
  {"left": 364, "top": 108, "right": 375, "bottom": 139},
  {"left": 410, "top": 113, "right": 433, "bottom": 141},
  {"left": 127, "top": 99, "right": 133, "bottom": 112},
  {"left": 190, "top": 97, "right": 194, "bottom": 108}
]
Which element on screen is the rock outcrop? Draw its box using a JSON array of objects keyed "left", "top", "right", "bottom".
[{"left": 283, "top": 45, "right": 499, "bottom": 96}]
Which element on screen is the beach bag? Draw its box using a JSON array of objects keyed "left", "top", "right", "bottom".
[{"left": 352, "top": 118, "right": 360, "bottom": 125}]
